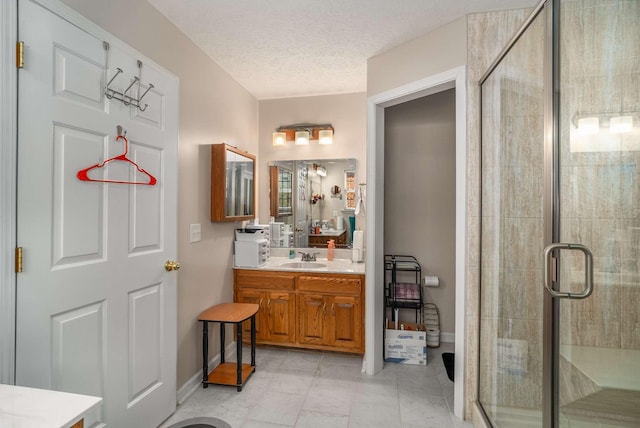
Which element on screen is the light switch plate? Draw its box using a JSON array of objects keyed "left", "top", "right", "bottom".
[{"left": 189, "top": 223, "right": 202, "bottom": 243}]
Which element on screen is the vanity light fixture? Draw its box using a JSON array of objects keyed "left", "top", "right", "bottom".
[
  {"left": 272, "top": 123, "right": 334, "bottom": 146},
  {"left": 572, "top": 112, "right": 638, "bottom": 135}
]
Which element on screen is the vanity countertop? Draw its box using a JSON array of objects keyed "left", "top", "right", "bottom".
[
  {"left": 0, "top": 384, "right": 101, "bottom": 428},
  {"left": 236, "top": 256, "right": 365, "bottom": 274}
]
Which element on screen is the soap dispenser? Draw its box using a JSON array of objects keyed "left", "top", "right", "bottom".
[{"left": 327, "top": 239, "right": 335, "bottom": 261}]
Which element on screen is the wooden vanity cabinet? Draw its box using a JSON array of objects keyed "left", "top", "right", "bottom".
[
  {"left": 297, "top": 275, "right": 362, "bottom": 352},
  {"left": 234, "top": 271, "right": 295, "bottom": 344},
  {"left": 234, "top": 269, "right": 364, "bottom": 354}
]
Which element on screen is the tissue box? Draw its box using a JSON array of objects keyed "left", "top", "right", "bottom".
[{"left": 384, "top": 321, "right": 427, "bottom": 365}]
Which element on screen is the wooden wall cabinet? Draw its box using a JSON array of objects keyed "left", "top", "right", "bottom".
[
  {"left": 211, "top": 144, "right": 256, "bottom": 222},
  {"left": 234, "top": 269, "right": 364, "bottom": 354}
]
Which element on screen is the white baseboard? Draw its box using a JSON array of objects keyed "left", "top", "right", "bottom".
[
  {"left": 176, "top": 341, "right": 237, "bottom": 405},
  {"left": 441, "top": 332, "right": 455, "bottom": 343}
]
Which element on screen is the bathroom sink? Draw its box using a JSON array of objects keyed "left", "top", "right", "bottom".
[{"left": 280, "top": 262, "right": 327, "bottom": 269}]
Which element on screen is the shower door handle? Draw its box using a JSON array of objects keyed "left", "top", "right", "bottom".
[{"left": 543, "top": 243, "right": 594, "bottom": 299}]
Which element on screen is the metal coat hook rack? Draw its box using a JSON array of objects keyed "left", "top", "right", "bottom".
[{"left": 104, "top": 62, "right": 154, "bottom": 111}]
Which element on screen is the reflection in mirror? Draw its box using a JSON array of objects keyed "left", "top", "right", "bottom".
[
  {"left": 269, "top": 159, "right": 356, "bottom": 249},
  {"left": 225, "top": 150, "right": 255, "bottom": 217},
  {"left": 211, "top": 144, "right": 255, "bottom": 222}
]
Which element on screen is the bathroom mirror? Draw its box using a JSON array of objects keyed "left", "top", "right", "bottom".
[
  {"left": 211, "top": 144, "right": 256, "bottom": 222},
  {"left": 268, "top": 158, "right": 357, "bottom": 248}
]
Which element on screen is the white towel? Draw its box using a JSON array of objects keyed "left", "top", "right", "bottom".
[{"left": 355, "top": 186, "right": 365, "bottom": 215}]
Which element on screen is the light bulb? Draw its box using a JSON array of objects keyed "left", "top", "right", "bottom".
[
  {"left": 318, "top": 129, "right": 333, "bottom": 145},
  {"left": 295, "top": 130, "right": 310, "bottom": 145},
  {"left": 577, "top": 117, "right": 599, "bottom": 135},
  {"left": 610, "top": 116, "right": 633, "bottom": 133},
  {"left": 272, "top": 132, "right": 287, "bottom": 146}
]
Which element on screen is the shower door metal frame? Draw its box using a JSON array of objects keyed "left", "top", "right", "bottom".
[
  {"left": 478, "top": 0, "right": 561, "bottom": 426},
  {"left": 543, "top": 0, "right": 560, "bottom": 426}
]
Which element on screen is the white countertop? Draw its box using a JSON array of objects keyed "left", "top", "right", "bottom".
[
  {"left": 0, "top": 384, "right": 102, "bottom": 428},
  {"left": 237, "top": 256, "right": 365, "bottom": 274}
]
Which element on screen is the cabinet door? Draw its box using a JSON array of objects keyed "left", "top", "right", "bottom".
[
  {"left": 236, "top": 289, "right": 266, "bottom": 341},
  {"left": 328, "top": 295, "right": 362, "bottom": 351},
  {"left": 265, "top": 291, "right": 295, "bottom": 343},
  {"left": 297, "top": 294, "right": 327, "bottom": 345}
]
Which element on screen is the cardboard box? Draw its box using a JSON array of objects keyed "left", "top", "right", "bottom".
[{"left": 384, "top": 321, "right": 427, "bottom": 365}]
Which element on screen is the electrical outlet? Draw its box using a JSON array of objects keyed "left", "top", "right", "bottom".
[{"left": 189, "top": 223, "right": 201, "bottom": 243}]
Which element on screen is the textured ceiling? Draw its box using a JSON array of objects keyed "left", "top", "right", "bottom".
[{"left": 147, "top": 0, "right": 537, "bottom": 99}]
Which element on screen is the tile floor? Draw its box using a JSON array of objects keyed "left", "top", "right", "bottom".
[{"left": 160, "top": 343, "right": 472, "bottom": 428}]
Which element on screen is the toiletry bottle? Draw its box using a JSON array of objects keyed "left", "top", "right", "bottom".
[
  {"left": 327, "top": 240, "right": 335, "bottom": 261},
  {"left": 289, "top": 249, "right": 295, "bottom": 259}
]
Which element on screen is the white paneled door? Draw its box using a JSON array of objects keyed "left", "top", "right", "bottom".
[{"left": 15, "top": 1, "right": 178, "bottom": 426}]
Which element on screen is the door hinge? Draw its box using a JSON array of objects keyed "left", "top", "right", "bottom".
[
  {"left": 15, "top": 247, "right": 23, "bottom": 273},
  {"left": 16, "top": 41, "right": 24, "bottom": 69}
]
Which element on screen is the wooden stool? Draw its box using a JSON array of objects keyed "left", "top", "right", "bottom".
[{"left": 198, "top": 302, "right": 259, "bottom": 391}]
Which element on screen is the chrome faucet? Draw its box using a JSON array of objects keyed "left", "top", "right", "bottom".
[{"left": 299, "top": 251, "right": 319, "bottom": 262}]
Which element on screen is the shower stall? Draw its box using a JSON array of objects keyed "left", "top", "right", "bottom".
[{"left": 478, "top": 0, "right": 639, "bottom": 427}]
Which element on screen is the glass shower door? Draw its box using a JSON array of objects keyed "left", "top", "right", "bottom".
[
  {"left": 478, "top": 5, "right": 547, "bottom": 427},
  {"left": 555, "top": 1, "right": 640, "bottom": 426}
]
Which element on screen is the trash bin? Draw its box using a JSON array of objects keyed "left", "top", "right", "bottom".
[{"left": 442, "top": 352, "right": 454, "bottom": 382}]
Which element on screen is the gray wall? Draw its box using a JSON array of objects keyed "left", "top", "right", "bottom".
[{"left": 384, "top": 89, "right": 456, "bottom": 334}]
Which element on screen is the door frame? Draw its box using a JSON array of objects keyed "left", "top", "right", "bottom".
[
  {"left": 0, "top": 0, "right": 18, "bottom": 385},
  {"left": 365, "top": 65, "right": 467, "bottom": 419}
]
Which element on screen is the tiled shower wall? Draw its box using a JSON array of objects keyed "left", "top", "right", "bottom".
[{"left": 558, "top": 0, "right": 640, "bottom": 350}]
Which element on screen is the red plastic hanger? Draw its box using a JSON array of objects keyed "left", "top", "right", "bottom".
[{"left": 77, "top": 127, "right": 157, "bottom": 186}]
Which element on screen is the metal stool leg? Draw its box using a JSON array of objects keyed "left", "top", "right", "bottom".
[
  {"left": 201, "top": 321, "right": 208, "bottom": 388},
  {"left": 250, "top": 315, "right": 256, "bottom": 367},
  {"left": 220, "top": 322, "right": 225, "bottom": 363},
  {"left": 236, "top": 324, "right": 243, "bottom": 391}
]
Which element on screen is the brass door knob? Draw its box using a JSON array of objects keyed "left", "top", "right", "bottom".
[{"left": 164, "top": 260, "right": 181, "bottom": 271}]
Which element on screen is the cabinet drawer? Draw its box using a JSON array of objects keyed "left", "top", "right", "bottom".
[
  {"left": 235, "top": 269, "right": 295, "bottom": 290},
  {"left": 298, "top": 275, "right": 362, "bottom": 294}
]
